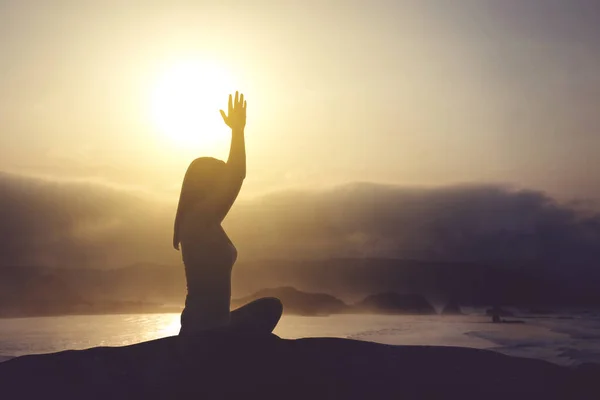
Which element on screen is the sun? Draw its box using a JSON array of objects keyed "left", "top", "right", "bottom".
[{"left": 150, "top": 60, "right": 235, "bottom": 150}]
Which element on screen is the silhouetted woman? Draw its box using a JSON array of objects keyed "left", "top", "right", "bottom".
[{"left": 173, "top": 92, "right": 282, "bottom": 336}]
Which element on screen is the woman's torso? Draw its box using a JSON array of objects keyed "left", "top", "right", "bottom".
[{"left": 179, "top": 208, "right": 237, "bottom": 330}]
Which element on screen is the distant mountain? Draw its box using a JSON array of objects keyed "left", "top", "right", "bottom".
[
  {"left": 353, "top": 292, "right": 436, "bottom": 315},
  {"left": 232, "top": 286, "right": 348, "bottom": 316},
  {"left": 232, "top": 257, "right": 600, "bottom": 307},
  {"left": 1, "top": 256, "right": 600, "bottom": 318}
]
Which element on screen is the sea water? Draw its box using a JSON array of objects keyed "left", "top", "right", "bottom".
[{"left": 1, "top": 311, "right": 599, "bottom": 366}]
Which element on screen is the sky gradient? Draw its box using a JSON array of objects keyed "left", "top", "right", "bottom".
[
  {"left": 1, "top": 0, "right": 599, "bottom": 203},
  {"left": 1, "top": 0, "right": 600, "bottom": 281}
]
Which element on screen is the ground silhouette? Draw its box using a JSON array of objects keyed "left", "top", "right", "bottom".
[{"left": 1, "top": 334, "right": 598, "bottom": 400}]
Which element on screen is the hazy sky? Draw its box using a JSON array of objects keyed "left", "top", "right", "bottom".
[
  {"left": 1, "top": 0, "right": 600, "bottom": 203},
  {"left": 2, "top": 0, "right": 600, "bottom": 274}
]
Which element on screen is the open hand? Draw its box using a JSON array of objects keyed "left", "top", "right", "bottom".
[{"left": 220, "top": 91, "right": 246, "bottom": 132}]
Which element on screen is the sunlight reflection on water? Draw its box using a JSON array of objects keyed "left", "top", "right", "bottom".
[
  {"left": 1, "top": 313, "right": 600, "bottom": 366},
  {"left": 1, "top": 313, "right": 495, "bottom": 357}
]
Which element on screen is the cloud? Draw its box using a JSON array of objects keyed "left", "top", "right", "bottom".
[
  {"left": 1, "top": 172, "right": 599, "bottom": 285},
  {"left": 0, "top": 171, "right": 177, "bottom": 268},
  {"left": 227, "top": 183, "right": 600, "bottom": 277}
]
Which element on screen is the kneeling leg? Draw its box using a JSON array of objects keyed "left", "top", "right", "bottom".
[{"left": 230, "top": 297, "right": 283, "bottom": 335}]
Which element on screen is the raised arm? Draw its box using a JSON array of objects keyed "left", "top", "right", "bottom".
[
  {"left": 223, "top": 91, "right": 247, "bottom": 181},
  {"left": 173, "top": 92, "right": 247, "bottom": 250},
  {"left": 213, "top": 91, "right": 246, "bottom": 221},
  {"left": 199, "top": 92, "right": 247, "bottom": 223}
]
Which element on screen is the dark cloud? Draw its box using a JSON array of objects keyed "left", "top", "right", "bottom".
[
  {"left": 1, "top": 173, "right": 599, "bottom": 286},
  {"left": 228, "top": 183, "right": 600, "bottom": 273},
  {"left": 0, "top": 172, "right": 177, "bottom": 268}
]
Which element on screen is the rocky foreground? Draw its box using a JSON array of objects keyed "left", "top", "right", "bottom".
[{"left": 1, "top": 333, "right": 599, "bottom": 400}]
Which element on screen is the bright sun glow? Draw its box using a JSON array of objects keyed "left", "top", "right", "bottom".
[{"left": 150, "top": 60, "right": 236, "bottom": 151}]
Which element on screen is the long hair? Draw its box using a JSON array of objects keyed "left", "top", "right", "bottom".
[{"left": 173, "top": 157, "right": 226, "bottom": 250}]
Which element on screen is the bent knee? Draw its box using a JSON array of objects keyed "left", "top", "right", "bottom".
[{"left": 262, "top": 297, "right": 283, "bottom": 315}]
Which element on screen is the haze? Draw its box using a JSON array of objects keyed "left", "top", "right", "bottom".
[{"left": 1, "top": 0, "right": 600, "bottom": 274}]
